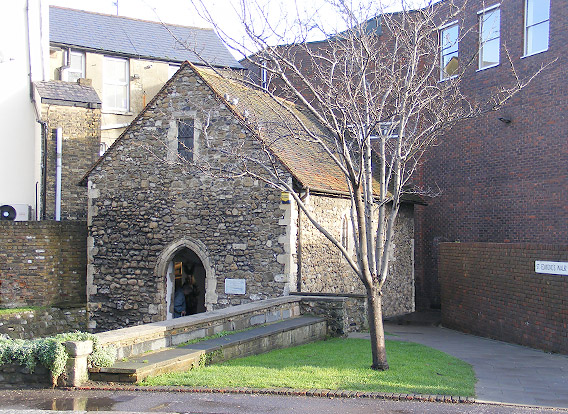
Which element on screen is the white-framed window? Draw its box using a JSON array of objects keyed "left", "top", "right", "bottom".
[
  {"left": 177, "top": 119, "right": 194, "bottom": 162},
  {"left": 478, "top": 6, "right": 500, "bottom": 69},
  {"left": 524, "top": 0, "right": 550, "bottom": 56},
  {"left": 103, "top": 56, "right": 129, "bottom": 112},
  {"left": 440, "top": 22, "right": 459, "bottom": 80},
  {"left": 63, "top": 50, "right": 85, "bottom": 82}
]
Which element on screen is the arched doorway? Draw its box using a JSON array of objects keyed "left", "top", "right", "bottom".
[
  {"left": 156, "top": 238, "right": 216, "bottom": 321},
  {"left": 166, "top": 248, "right": 206, "bottom": 319}
]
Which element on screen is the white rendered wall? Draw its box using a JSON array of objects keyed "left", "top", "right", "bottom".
[{"left": 0, "top": 0, "right": 48, "bottom": 215}]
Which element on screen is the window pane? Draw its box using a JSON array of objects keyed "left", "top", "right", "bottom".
[
  {"left": 526, "top": 22, "right": 549, "bottom": 54},
  {"left": 441, "top": 24, "right": 459, "bottom": 79},
  {"left": 442, "top": 25, "right": 459, "bottom": 53},
  {"left": 479, "top": 9, "right": 500, "bottom": 69},
  {"left": 442, "top": 51, "right": 459, "bottom": 77},
  {"left": 69, "top": 52, "right": 84, "bottom": 73},
  {"left": 177, "top": 119, "right": 194, "bottom": 162},
  {"left": 481, "top": 9, "right": 500, "bottom": 42},
  {"left": 480, "top": 38, "right": 500, "bottom": 68},
  {"left": 104, "top": 57, "right": 129, "bottom": 111},
  {"left": 526, "top": 0, "right": 550, "bottom": 26}
]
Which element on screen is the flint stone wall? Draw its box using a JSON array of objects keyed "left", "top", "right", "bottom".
[
  {"left": 297, "top": 294, "right": 368, "bottom": 335},
  {"left": 299, "top": 196, "right": 415, "bottom": 317},
  {"left": 87, "top": 69, "right": 294, "bottom": 332},
  {"left": 0, "top": 307, "right": 87, "bottom": 340}
]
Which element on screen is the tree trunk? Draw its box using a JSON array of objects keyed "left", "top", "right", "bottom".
[{"left": 367, "top": 286, "right": 389, "bottom": 370}]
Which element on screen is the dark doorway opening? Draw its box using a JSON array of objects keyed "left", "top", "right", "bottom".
[{"left": 170, "top": 248, "right": 206, "bottom": 317}]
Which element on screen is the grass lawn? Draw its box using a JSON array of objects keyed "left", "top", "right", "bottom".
[{"left": 142, "top": 338, "right": 476, "bottom": 396}]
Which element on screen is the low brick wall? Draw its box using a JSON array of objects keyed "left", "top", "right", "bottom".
[
  {"left": 439, "top": 242, "right": 568, "bottom": 354},
  {"left": 0, "top": 306, "right": 87, "bottom": 339},
  {"left": 0, "top": 221, "right": 87, "bottom": 308}
]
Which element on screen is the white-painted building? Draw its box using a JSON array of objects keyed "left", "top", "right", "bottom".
[{"left": 0, "top": 0, "right": 49, "bottom": 220}]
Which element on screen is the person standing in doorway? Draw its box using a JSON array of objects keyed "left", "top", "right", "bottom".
[{"left": 173, "top": 283, "right": 191, "bottom": 318}]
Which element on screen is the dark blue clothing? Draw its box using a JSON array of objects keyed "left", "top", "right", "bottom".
[{"left": 173, "top": 289, "right": 186, "bottom": 318}]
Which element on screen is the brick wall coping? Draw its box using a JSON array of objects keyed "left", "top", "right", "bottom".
[
  {"left": 440, "top": 242, "right": 568, "bottom": 251},
  {"left": 95, "top": 296, "right": 301, "bottom": 349}
]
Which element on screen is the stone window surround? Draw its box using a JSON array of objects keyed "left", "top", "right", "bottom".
[{"left": 167, "top": 111, "right": 201, "bottom": 164}]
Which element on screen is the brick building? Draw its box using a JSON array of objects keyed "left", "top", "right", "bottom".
[
  {"left": 416, "top": 0, "right": 566, "bottom": 310},
  {"left": 242, "top": 0, "right": 567, "bottom": 352},
  {"left": 81, "top": 62, "right": 418, "bottom": 332}
]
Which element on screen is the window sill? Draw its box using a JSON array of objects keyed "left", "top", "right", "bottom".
[
  {"left": 477, "top": 63, "right": 500, "bottom": 72},
  {"left": 102, "top": 110, "right": 134, "bottom": 116},
  {"left": 521, "top": 49, "right": 548, "bottom": 59},
  {"left": 438, "top": 74, "right": 458, "bottom": 83}
]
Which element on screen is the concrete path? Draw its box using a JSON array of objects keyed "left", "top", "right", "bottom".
[{"left": 352, "top": 324, "right": 568, "bottom": 409}]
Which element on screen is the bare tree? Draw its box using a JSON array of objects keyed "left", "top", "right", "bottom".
[{"left": 186, "top": 0, "right": 548, "bottom": 370}]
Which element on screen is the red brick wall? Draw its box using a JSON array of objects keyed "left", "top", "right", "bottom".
[
  {"left": 439, "top": 242, "right": 568, "bottom": 354},
  {"left": 0, "top": 221, "right": 87, "bottom": 308},
  {"left": 416, "top": 0, "right": 568, "bottom": 309}
]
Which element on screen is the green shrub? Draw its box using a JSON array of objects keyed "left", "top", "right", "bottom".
[{"left": 0, "top": 332, "right": 116, "bottom": 386}]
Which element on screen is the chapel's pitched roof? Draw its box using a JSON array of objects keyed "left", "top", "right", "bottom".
[
  {"left": 50, "top": 6, "right": 242, "bottom": 69},
  {"left": 34, "top": 80, "right": 101, "bottom": 108},
  {"left": 194, "top": 66, "right": 353, "bottom": 194}
]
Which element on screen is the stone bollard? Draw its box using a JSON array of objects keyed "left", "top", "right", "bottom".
[{"left": 63, "top": 340, "right": 93, "bottom": 387}]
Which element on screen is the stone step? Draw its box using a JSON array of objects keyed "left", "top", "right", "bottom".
[{"left": 89, "top": 316, "right": 326, "bottom": 383}]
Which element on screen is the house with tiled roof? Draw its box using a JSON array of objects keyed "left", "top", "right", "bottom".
[
  {"left": 49, "top": 6, "right": 242, "bottom": 151},
  {"left": 82, "top": 62, "right": 418, "bottom": 332}
]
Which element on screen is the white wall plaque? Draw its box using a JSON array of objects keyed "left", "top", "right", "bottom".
[
  {"left": 535, "top": 261, "right": 568, "bottom": 276},
  {"left": 225, "top": 278, "right": 246, "bottom": 294}
]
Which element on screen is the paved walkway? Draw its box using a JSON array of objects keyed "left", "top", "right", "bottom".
[{"left": 351, "top": 324, "right": 568, "bottom": 409}]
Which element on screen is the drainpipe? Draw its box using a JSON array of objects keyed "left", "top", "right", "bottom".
[
  {"left": 40, "top": 121, "right": 48, "bottom": 220},
  {"left": 55, "top": 127, "right": 62, "bottom": 221}
]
